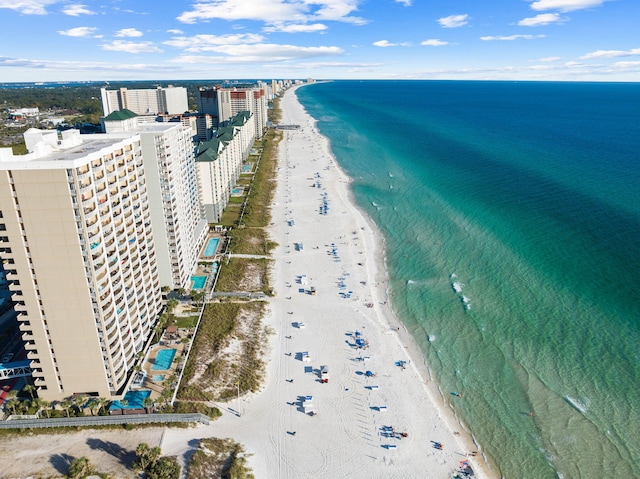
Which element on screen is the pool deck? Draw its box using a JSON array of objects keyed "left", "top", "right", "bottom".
[
  {"left": 200, "top": 234, "right": 225, "bottom": 260},
  {"left": 137, "top": 329, "right": 191, "bottom": 401}
]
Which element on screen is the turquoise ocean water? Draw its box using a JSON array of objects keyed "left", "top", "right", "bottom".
[{"left": 296, "top": 81, "right": 640, "bottom": 479}]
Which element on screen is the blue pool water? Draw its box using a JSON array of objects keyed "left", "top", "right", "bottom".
[
  {"left": 110, "top": 389, "right": 151, "bottom": 410},
  {"left": 242, "top": 164, "right": 252, "bottom": 172},
  {"left": 204, "top": 237, "right": 219, "bottom": 257},
  {"left": 152, "top": 348, "right": 176, "bottom": 370},
  {"left": 231, "top": 187, "right": 244, "bottom": 195},
  {"left": 153, "top": 374, "right": 165, "bottom": 382},
  {"left": 191, "top": 275, "right": 206, "bottom": 289}
]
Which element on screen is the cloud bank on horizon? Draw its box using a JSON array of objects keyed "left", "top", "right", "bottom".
[{"left": 0, "top": 0, "right": 638, "bottom": 81}]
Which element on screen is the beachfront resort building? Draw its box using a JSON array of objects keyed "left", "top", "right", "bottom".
[
  {"left": 103, "top": 110, "right": 208, "bottom": 291},
  {"left": 197, "top": 85, "right": 268, "bottom": 140},
  {"left": 100, "top": 86, "right": 188, "bottom": 117},
  {"left": 0, "top": 129, "right": 163, "bottom": 401},
  {"left": 217, "top": 87, "right": 268, "bottom": 140},
  {"left": 196, "top": 111, "right": 256, "bottom": 223}
]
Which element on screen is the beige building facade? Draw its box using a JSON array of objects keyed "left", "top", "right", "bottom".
[{"left": 0, "top": 129, "right": 162, "bottom": 401}]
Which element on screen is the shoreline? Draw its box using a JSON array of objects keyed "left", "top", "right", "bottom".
[{"left": 289, "top": 84, "right": 496, "bottom": 478}]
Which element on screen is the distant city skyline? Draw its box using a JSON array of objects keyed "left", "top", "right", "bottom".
[{"left": 1, "top": 0, "right": 639, "bottom": 82}]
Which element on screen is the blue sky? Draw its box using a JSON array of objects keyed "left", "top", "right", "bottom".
[{"left": 1, "top": 0, "right": 638, "bottom": 82}]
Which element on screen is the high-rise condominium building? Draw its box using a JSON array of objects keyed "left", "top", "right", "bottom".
[
  {"left": 0, "top": 129, "right": 162, "bottom": 401},
  {"left": 103, "top": 110, "right": 208, "bottom": 290},
  {"left": 206, "top": 87, "right": 267, "bottom": 140},
  {"left": 196, "top": 88, "right": 220, "bottom": 123},
  {"left": 101, "top": 86, "right": 189, "bottom": 117},
  {"left": 196, "top": 111, "right": 256, "bottom": 223}
]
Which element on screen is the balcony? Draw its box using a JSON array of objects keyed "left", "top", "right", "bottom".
[
  {"left": 26, "top": 350, "right": 41, "bottom": 360},
  {"left": 99, "top": 287, "right": 111, "bottom": 302},
  {"left": 95, "top": 181, "right": 107, "bottom": 193},
  {"left": 79, "top": 183, "right": 93, "bottom": 196},
  {"left": 77, "top": 168, "right": 92, "bottom": 180}
]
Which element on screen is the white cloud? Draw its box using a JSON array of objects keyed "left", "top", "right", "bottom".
[
  {"left": 58, "top": 26, "right": 98, "bottom": 37},
  {"left": 530, "top": 0, "right": 607, "bottom": 12},
  {"left": 101, "top": 40, "right": 163, "bottom": 53},
  {"left": 518, "top": 13, "right": 566, "bottom": 26},
  {"left": 263, "top": 23, "right": 328, "bottom": 33},
  {"left": 612, "top": 61, "right": 640, "bottom": 69},
  {"left": 373, "top": 40, "right": 410, "bottom": 47},
  {"left": 293, "top": 61, "right": 382, "bottom": 68},
  {"left": 177, "top": 0, "right": 365, "bottom": 25},
  {"left": 114, "top": 28, "right": 144, "bottom": 38},
  {"left": 0, "top": 0, "right": 58, "bottom": 15},
  {"left": 164, "top": 33, "right": 264, "bottom": 51},
  {"left": 438, "top": 14, "right": 469, "bottom": 28},
  {"left": 171, "top": 43, "right": 343, "bottom": 64},
  {"left": 480, "top": 34, "right": 546, "bottom": 41},
  {"left": 167, "top": 29, "right": 183, "bottom": 34},
  {"left": 538, "top": 56, "right": 562, "bottom": 62},
  {"left": 421, "top": 39, "right": 449, "bottom": 46},
  {"left": 581, "top": 48, "right": 640, "bottom": 59},
  {"left": 396, "top": 0, "right": 412, "bottom": 6},
  {"left": 62, "top": 4, "right": 95, "bottom": 16}
]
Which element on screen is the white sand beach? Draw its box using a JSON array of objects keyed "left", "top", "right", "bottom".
[{"left": 159, "top": 86, "right": 495, "bottom": 478}]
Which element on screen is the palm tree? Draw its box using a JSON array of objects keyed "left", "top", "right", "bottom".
[
  {"left": 191, "top": 290, "right": 206, "bottom": 304},
  {"left": 4, "top": 398, "right": 19, "bottom": 416},
  {"left": 60, "top": 399, "right": 72, "bottom": 418},
  {"left": 96, "top": 397, "right": 109, "bottom": 415},
  {"left": 39, "top": 399, "right": 51, "bottom": 418},
  {"left": 72, "top": 394, "right": 87, "bottom": 416},
  {"left": 68, "top": 456, "right": 94, "bottom": 479},
  {"left": 166, "top": 298, "right": 179, "bottom": 313},
  {"left": 134, "top": 442, "right": 151, "bottom": 471},
  {"left": 119, "top": 399, "right": 128, "bottom": 415},
  {"left": 142, "top": 396, "right": 155, "bottom": 414},
  {"left": 30, "top": 397, "right": 45, "bottom": 416},
  {"left": 86, "top": 398, "right": 99, "bottom": 416},
  {"left": 134, "top": 442, "right": 161, "bottom": 471},
  {"left": 159, "top": 389, "right": 172, "bottom": 408},
  {"left": 23, "top": 384, "right": 36, "bottom": 399},
  {"left": 153, "top": 324, "right": 164, "bottom": 344}
]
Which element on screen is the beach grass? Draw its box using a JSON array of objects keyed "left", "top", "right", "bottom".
[
  {"left": 214, "top": 257, "right": 272, "bottom": 294},
  {"left": 186, "top": 438, "right": 254, "bottom": 479},
  {"left": 177, "top": 302, "right": 267, "bottom": 401}
]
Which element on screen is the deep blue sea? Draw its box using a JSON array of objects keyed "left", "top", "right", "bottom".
[{"left": 296, "top": 80, "right": 640, "bottom": 479}]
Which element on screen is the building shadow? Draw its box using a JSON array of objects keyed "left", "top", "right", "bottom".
[
  {"left": 86, "top": 437, "right": 137, "bottom": 468},
  {"left": 180, "top": 438, "right": 201, "bottom": 471},
  {"left": 49, "top": 453, "right": 74, "bottom": 475}
]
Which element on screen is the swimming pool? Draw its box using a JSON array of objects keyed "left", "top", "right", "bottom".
[
  {"left": 110, "top": 389, "right": 151, "bottom": 410},
  {"left": 152, "top": 348, "right": 176, "bottom": 370},
  {"left": 153, "top": 374, "right": 165, "bottom": 382},
  {"left": 231, "top": 187, "right": 244, "bottom": 195},
  {"left": 191, "top": 275, "right": 207, "bottom": 289},
  {"left": 204, "top": 237, "right": 219, "bottom": 257},
  {"left": 242, "top": 163, "right": 252, "bottom": 172}
]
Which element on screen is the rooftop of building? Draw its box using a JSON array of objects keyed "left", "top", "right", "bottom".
[
  {"left": 0, "top": 128, "right": 141, "bottom": 170},
  {"left": 103, "top": 108, "right": 137, "bottom": 121}
]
